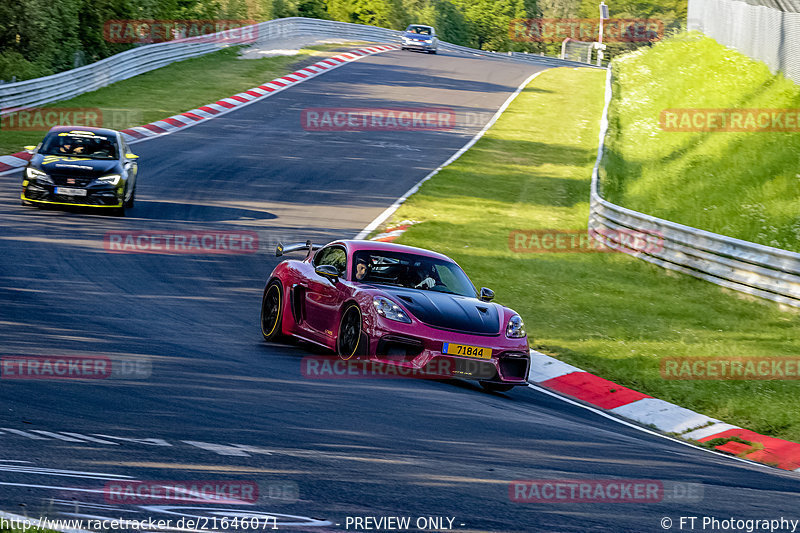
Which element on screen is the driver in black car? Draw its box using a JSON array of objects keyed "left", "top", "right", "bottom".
[{"left": 58, "top": 139, "right": 85, "bottom": 155}]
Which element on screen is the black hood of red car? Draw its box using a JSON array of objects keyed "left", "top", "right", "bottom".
[{"left": 378, "top": 287, "right": 501, "bottom": 335}]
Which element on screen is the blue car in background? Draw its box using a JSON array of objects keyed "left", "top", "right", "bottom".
[{"left": 401, "top": 24, "right": 439, "bottom": 54}]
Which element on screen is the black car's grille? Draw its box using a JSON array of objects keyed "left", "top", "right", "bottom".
[
  {"left": 25, "top": 188, "right": 118, "bottom": 206},
  {"left": 50, "top": 174, "right": 94, "bottom": 186},
  {"left": 24, "top": 189, "right": 47, "bottom": 200},
  {"left": 51, "top": 194, "right": 116, "bottom": 205}
]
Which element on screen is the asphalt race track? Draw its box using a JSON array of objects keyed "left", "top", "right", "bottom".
[{"left": 1, "top": 49, "right": 799, "bottom": 532}]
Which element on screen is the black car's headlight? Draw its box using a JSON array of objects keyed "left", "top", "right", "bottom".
[
  {"left": 25, "top": 167, "right": 52, "bottom": 183},
  {"left": 506, "top": 315, "right": 526, "bottom": 338},
  {"left": 92, "top": 174, "right": 121, "bottom": 186},
  {"left": 373, "top": 297, "right": 411, "bottom": 323}
]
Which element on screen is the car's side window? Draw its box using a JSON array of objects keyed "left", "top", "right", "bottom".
[{"left": 314, "top": 246, "right": 347, "bottom": 276}]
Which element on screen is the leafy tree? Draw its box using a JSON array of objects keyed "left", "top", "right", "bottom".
[
  {"left": 431, "top": 0, "right": 473, "bottom": 46},
  {"left": 328, "top": 0, "right": 408, "bottom": 29},
  {"left": 297, "top": 0, "right": 329, "bottom": 18}
]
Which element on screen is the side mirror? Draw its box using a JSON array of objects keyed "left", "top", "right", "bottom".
[
  {"left": 125, "top": 153, "right": 139, "bottom": 159},
  {"left": 315, "top": 264, "right": 339, "bottom": 282},
  {"left": 24, "top": 145, "right": 36, "bottom": 154},
  {"left": 479, "top": 287, "right": 494, "bottom": 302}
]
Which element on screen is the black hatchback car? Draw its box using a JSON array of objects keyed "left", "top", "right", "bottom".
[{"left": 21, "top": 126, "right": 139, "bottom": 216}]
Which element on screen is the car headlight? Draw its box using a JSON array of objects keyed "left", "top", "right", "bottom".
[
  {"left": 94, "top": 174, "right": 121, "bottom": 186},
  {"left": 506, "top": 315, "right": 526, "bottom": 338},
  {"left": 373, "top": 297, "right": 411, "bottom": 323},
  {"left": 26, "top": 167, "right": 52, "bottom": 183}
]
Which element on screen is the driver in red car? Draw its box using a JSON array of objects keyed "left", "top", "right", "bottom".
[
  {"left": 414, "top": 261, "right": 438, "bottom": 289},
  {"left": 355, "top": 258, "right": 371, "bottom": 282}
]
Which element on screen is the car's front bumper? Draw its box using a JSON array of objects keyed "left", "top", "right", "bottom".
[
  {"left": 402, "top": 40, "right": 436, "bottom": 51},
  {"left": 22, "top": 180, "right": 123, "bottom": 207},
  {"left": 365, "top": 319, "right": 530, "bottom": 385}
]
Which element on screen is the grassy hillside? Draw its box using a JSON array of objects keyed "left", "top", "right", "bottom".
[
  {"left": 385, "top": 67, "right": 800, "bottom": 442},
  {"left": 602, "top": 33, "right": 800, "bottom": 252}
]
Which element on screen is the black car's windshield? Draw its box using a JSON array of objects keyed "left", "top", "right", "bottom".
[
  {"left": 352, "top": 250, "right": 476, "bottom": 297},
  {"left": 406, "top": 25, "right": 432, "bottom": 35},
  {"left": 39, "top": 131, "right": 118, "bottom": 160}
]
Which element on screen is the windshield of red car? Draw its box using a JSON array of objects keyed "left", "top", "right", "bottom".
[{"left": 352, "top": 250, "right": 476, "bottom": 298}]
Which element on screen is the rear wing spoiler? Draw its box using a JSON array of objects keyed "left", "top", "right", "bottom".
[{"left": 276, "top": 240, "right": 323, "bottom": 258}]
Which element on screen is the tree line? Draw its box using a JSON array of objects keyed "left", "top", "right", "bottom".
[{"left": 0, "top": 0, "right": 686, "bottom": 82}]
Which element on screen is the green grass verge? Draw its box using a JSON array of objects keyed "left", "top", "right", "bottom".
[
  {"left": 0, "top": 43, "right": 364, "bottom": 155},
  {"left": 385, "top": 67, "right": 800, "bottom": 442},
  {"left": 603, "top": 33, "right": 800, "bottom": 251}
]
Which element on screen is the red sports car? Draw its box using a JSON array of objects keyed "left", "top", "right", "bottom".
[{"left": 260, "top": 240, "right": 530, "bottom": 392}]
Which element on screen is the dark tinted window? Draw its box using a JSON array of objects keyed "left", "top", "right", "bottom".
[
  {"left": 40, "top": 131, "right": 118, "bottom": 160},
  {"left": 406, "top": 25, "right": 432, "bottom": 35},
  {"left": 352, "top": 250, "right": 476, "bottom": 297}
]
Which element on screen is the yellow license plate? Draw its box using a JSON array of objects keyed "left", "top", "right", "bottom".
[{"left": 443, "top": 343, "right": 491, "bottom": 359}]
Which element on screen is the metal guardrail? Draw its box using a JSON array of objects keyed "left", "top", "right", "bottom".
[
  {"left": 689, "top": 0, "right": 800, "bottom": 86},
  {"left": 0, "top": 17, "right": 596, "bottom": 112},
  {"left": 589, "top": 67, "right": 800, "bottom": 308}
]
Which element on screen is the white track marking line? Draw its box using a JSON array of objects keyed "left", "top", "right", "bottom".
[
  {"left": 181, "top": 441, "right": 252, "bottom": 456},
  {"left": 58, "top": 433, "right": 120, "bottom": 445},
  {"left": 354, "top": 69, "right": 548, "bottom": 240},
  {"left": 29, "top": 431, "right": 87, "bottom": 442},
  {"left": 0, "top": 428, "right": 49, "bottom": 440},
  {"left": 51, "top": 498, "right": 135, "bottom": 512},
  {"left": 0, "top": 481, "right": 114, "bottom": 492},
  {"left": 93, "top": 435, "right": 172, "bottom": 446},
  {"left": 0, "top": 465, "right": 133, "bottom": 480}
]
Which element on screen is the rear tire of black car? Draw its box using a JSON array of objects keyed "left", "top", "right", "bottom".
[
  {"left": 480, "top": 382, "right": 514, "bottom": 393},
  {"left": 261, "top": 280, "right": 286, "bottom": 342},
  {"left": 337, "top": 304, "right": 364, "bottom": 360},
  {"left": 429, "top": 50, "right": 437, "bottom": 54}
]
